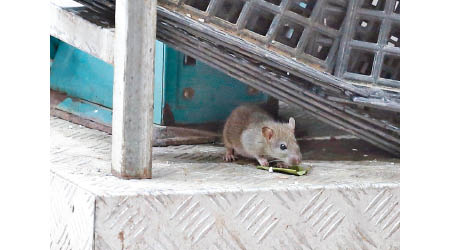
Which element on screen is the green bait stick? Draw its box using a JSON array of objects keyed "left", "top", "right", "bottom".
[{"left": 256, "top": 165, "right": 309, "bottom": 176}]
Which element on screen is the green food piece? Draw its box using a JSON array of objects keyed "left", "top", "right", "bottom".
[{"left": 256, "top": 165, "right": 309, "bottom": 176}]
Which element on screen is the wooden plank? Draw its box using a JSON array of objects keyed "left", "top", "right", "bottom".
[
  {"left": 50, "top": 0, "right": 114, "bottom": 64},
  {"left": 111, "top": 0, "right": 156, "bottom": 179}
]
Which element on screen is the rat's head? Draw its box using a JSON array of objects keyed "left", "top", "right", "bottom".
[{"left": 262, "top": 117, "right": 302, "bottom": 166}]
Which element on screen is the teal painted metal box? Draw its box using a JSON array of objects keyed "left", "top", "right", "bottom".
[{"left": 50, "top": 37, "right": 268, "bottom": 126}]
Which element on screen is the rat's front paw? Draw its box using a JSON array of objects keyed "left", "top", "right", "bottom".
[
  {"left": 224, "top": 148, "right": 237, "bottom": 162},
  {"left": 257, "top": 157, "right": 269, "bottom": 167},
  {"left": 223, "top": 153, "right": 236, "bottom": 162}
]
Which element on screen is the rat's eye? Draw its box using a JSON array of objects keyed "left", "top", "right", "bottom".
[{"left": 280, "top": 144, "right": 287, "bottom": 150}]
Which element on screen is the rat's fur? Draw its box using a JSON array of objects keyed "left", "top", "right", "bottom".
[{"left": 223, "top": 105, "right": 302, "bottom": 167}]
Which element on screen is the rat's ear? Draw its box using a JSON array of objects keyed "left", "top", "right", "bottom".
[
  {"left": 288, "top": 117, "right": 295, "bottom": 132},
  {"left": 262, "top": 127, "right": 274, "bottom": 140}
]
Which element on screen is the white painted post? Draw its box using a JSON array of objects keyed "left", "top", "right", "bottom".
[{"left": 111, "top": 0, "right": 156, "bottom": 178}]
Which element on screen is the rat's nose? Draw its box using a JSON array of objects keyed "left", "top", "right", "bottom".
[{"left": 289, "top": 155, "right": 301, "bottom": 165}]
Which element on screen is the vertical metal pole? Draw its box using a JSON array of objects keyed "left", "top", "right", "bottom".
[{"left": 112, "top": 0, "right": 156, "bottom": 178}]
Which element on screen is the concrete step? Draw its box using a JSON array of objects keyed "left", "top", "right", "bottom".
[{"left": 50, "top": 117, "right": 399, "bottom": 250}]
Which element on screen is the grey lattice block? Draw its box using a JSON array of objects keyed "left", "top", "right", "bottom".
[
  {"left": 336, "top": 0, "right": 400, "bottom": 89},
  {"left": 50, "top": 117, "right": 399, "bottom": 249},
  {"left": 71, "top": 0, "right": 401, "bottom": 98},
  {"left": 159, "top": 0, "right": 350, "bottom": 72}
]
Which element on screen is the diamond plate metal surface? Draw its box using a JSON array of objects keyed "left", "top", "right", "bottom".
[
  {"left": 50, "top": 171, "right": 95, "bottom": 250},
  {"left": 50, "top": 117, "right": 399, "bottom": 249}
]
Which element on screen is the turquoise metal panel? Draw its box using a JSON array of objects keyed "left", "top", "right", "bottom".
[
  {"left": 163, "top": 45, "right": 268, "bottom": 124},
  {"left": 57, "top": 97, "right": 112, "bottom": 125},
  {"left": 50, "top": 37, "right": 268, "bottom": 126},
  {"left": 50, "top": 41, "right": 114, "bottom": 108},
  {"left": 50, "top": 38, "right": 166, "bottom": 124},
  {"left": 50, "top": 36, "right": 60, "bottom": 60},
  {"left": 153, "top": 40, "right": 166, "bottom": 125}
]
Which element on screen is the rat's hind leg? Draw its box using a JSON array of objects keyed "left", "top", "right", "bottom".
[{"left": 223, "top": 147, "right": 237, "bottom": 162}]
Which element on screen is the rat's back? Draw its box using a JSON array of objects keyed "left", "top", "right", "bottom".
[{"left": 223, "top": 104, "right": 273, "bottom": 149}]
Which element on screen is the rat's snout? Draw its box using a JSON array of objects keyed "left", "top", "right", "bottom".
[{"left": 288, "top": 155, "right": 302, "bottom": 165}]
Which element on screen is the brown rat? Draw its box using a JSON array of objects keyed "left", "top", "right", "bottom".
[{"left": 223, "top": 104, "right": 302, "bottom": 167}]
